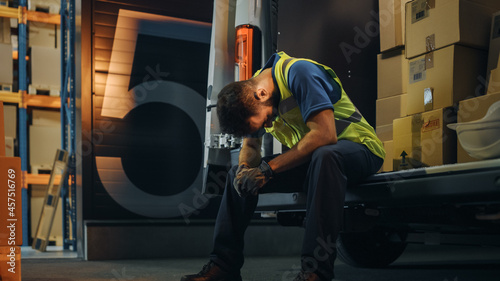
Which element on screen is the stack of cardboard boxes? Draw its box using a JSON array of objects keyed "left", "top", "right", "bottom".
[
  {"left": 377, "top": 0, "right": 500, "bottom": 172},
  {"left": 457, "top": 9, "right": 500, "bottom": 163},
  {"left": 376, "top": 0, "right": 412, "bottom": 171},
  {"left": 28, "top": 0, "right": 61, "bottom": 97}
]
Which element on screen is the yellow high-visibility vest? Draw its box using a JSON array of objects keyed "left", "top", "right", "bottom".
[{"left": 256, "top": 52, "right": 385, "bottom": 159}]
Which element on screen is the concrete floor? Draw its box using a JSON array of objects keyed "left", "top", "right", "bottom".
[{"left": 20, "top": 244, "right": 500, "bottom": 281}]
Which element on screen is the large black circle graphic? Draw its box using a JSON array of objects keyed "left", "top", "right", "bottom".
[{"left": 121, "top": 102, "right": 202, "bottom": 196}]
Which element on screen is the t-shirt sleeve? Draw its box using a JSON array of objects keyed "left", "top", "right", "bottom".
[{"left": 287, "top": 60, "right": 342, "bottom": 122}]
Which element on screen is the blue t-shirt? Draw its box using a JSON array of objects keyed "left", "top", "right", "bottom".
[
  {"left": 249, "top": 54, "right": 341, "bottom": 138},
  {"left": 265, "top": 53, "right": 341, "bottom": 122}
]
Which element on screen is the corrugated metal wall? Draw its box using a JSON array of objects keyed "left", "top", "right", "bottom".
[{"left": 87, "top": 0, "right": 215, "bottom": 219}]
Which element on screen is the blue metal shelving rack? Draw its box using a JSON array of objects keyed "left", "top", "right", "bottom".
[
  {"left": 60, "top": 0, "right": 77, "bottom": 250},
  {"left": 18, "top": 0, "right": 29, "bottom": 246},
  {"left": 13, "top": 0, "right": 76, "bottom": 250}
]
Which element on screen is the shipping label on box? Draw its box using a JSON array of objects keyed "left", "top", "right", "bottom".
[
  {"left": 393, "top": 113, "right": 424, "bottom": 170},
  {"left": 410, "top": 0, "right": 432, "bottom": 24},
  {"left": 407, "top": 45, "right": 487, "bottom": 115},
  {"left": 0, "top": 157, "right": 22, "bottom": 246},
  {"left": 409, "top": 58, "right": 426, "bottom": 84},
  {"left": 420, "top": 107, "right": 457, "bottom": 166},
  {"left": 405, "top": 0, "right": 500, "bottom": 59}
]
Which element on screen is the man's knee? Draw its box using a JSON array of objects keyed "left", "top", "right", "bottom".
[{"left": 311, "top": 145, "right": 342, "bottom": 166}]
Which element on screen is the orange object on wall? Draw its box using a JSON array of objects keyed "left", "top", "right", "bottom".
[{"left": 235, "top": 25, "right": 255, "bottom": 81}]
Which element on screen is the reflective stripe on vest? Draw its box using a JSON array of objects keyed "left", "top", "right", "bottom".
[{"left": 261, "top": 52, "right": 385, "bottom": 159}]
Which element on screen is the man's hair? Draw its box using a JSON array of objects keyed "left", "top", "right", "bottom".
[{"left": 216, "top": 80, "right": 258, "bottom": 137}]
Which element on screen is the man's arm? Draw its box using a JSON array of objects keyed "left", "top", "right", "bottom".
[
  {"left": 267, "top": 109, "right": 337, "bottom": 173},
  {"left": 239, "top": 137, "right": 262, "bottom": 168}
]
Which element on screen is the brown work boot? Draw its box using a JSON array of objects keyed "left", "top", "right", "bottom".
[
  {"left": 293, "top": 271, "right": 324, "bottom": 281},
  {"left": 180, "top": 261, "right": 242, "bottom": 281}
]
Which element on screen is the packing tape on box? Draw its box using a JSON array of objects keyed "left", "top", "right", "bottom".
[
  {"left": 424, "top": 87, "right": 434, "bottom": 111},
  {"left": 425, "top": 52, "right": 434, "bottom": 69},
  {"left": 426, "top": 34, "right": 436, "bottom": 52}
]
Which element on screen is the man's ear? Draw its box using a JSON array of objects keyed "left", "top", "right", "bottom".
[{"left": 254, "top": 88, "right": 270, "bottom": 102}]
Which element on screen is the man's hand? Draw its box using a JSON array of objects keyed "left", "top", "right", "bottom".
[{"left": 233, "top": 161, "right": 273, "bottom": 197}]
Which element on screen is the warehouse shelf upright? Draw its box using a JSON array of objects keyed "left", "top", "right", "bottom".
[
  {"left": 0, "top": 1, "right": 76, "bottom": 250},
  {"left": 60, "top": 0, "right": 76, "bottom": 251}
]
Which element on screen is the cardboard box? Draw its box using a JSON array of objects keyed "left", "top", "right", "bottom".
[
  {"left": 393, "top": 113, "right": 423, "bottom": 170},
  {"left": 30, "top": 46, "right": 61, "bottom": 93},
  {"left": 457, "top": 91, "right": 500, "bottom": 162},
  {"left": 379, "top": 0, "right": 412, "bottom": 52},
  {"left": 0, "top": 43, "right": 13, "bottom": 85},
  {"left": 487, "top": 47, "right": 500, "bottom": 94},
  {"left": 420, "top": 107, "right": 457, "bottom": 166},
  {"left": 407, "top": 45, "right": 487, "bottom": 115},
  {"left": 0, "top": 246, "right": 21, "bottom": 281},
  {"left": 0, "top": 157, "right": 22, "bottom": 246},
  {"left": 377, "top": 48, "right": 409, "bottom": 99},
  {"left": 3, "top": 104, "right": 16, "bottom": 139},
  {"left": 486, "top": 11, "right": 500, "bottom": 88},
  {"left": 29, "top": 125, "right": 61, "bottom": 168},
  {"left": 0, "top": 17, "right": 11, "bottom": 44},
  {"left": 29, "top": 24, "right": 59, "bottom": 48},
  {"left": 28, "top": 0, "right": 60, "bottom": 14},
  {"left": 380, "top": 140, "right": 394, "bottom": 172},
  {"left": 32, "top": 109, "right": 60, "bottom": 127},
  {"left": 488, "top": 65, "right": 500, "bottom": 94},
  {"left": 376, "top": 124, "right": 393, "bottom": 142},
  {"left": 405, "top": 0, "right": 500, "bottom": 59},
  {"left": 376, "top": 93, "right": 408, "bottom": 126},
  {"left": 400, "top": 0, "right": 411, "bottom": 47}
]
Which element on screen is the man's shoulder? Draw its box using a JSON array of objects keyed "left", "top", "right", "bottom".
[{"left": 288, "top": 59, "right": 318, "bottom": 73}]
